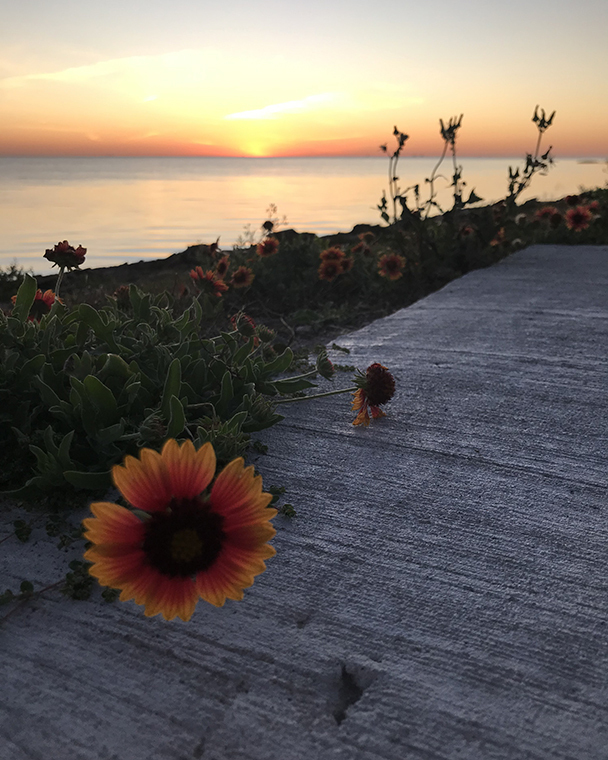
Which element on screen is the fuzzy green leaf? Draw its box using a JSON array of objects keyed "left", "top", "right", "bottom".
[{"left": 11, "top": 274, "right": 37, "bottom": 322}]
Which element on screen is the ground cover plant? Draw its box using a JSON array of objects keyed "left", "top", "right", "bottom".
[{"left": 1, "top": 104, "right": 607, "bottom": 622}]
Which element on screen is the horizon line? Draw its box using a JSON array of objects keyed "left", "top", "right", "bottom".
[{"left": 0, "top": 153, "right": 606, "bottom": 160}]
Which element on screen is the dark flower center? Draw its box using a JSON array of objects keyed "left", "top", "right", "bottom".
[
  {"left": 142, "top": 497, "right": 225, "bottom": 577},
  {"left": 365, "top": 363, "right": 396, "bottom": 407}
]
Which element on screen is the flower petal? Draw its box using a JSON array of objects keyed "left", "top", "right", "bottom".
[
  {"left": 161, "top": 439, "right": 216, "bottom": 500},
  {"left": 210, "top": 458, "right": 273, "bottom": 518},
  {"left": 112, "top": 448, "right": 172, "bottom": 512},
  {"left": 83, "top": 502, "right": 145, "bottom": 546}
]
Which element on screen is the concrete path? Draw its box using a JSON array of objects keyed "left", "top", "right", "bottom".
[{"left": 1, "top": 245, "right": 607, "bottom": 760}]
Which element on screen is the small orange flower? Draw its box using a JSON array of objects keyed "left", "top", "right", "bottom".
[
  {"left": 11, "top": 289, "right": 61, "bottom": 321},
  {"left": 320, "top": 246, "right": 344, "bottom": 262},
  {"left": 587, "top": 200, "right": 600, "bottom": 213},
  {"left": 351, "top": 363, "right": 396, "bottom": 426},
  {"left": 230, "top": 266, "right": 255, "bottom": 288},
  {"left": 318, "top": 259, "right": 342, "bottom": 282},
  {"left": 83, "top": 440, "right": 277, "bottom": 621},
  {"left": 378, "top": 253, "right": 406, "bottom": 280},
  {"left": 565, "top": 206, "right": 592, "bottom": 231},
  {"left": 256, "top": 237, "right": 279, "bottom": 258}
]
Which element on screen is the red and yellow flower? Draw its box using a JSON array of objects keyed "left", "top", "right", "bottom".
[
  {"left": 318, "top": 259, "right": 342, "bottom": 282},
  {"left": 83, "top": 440, "right": 277, "bottom": 622},
  {"left": 190, "top": 266, "right": 229, "bottom": 297},
  {"left": 230, "top": 266, "right": 255, "bottom": 289},
  {"left": 565, "top": 206, "right": 592, "bottom": 232},
  {"left": 256, "top": 237, "right": 279, "bottom": 258},
  {"left": 320, "top": 246, "right": 344, "bottom": 262},
  {"left": 11, "top": 289, "right": 62, "bottom": 321},
  {"left": 351, "top": 362, "right": 396, "bottom": 426},
  {"left": 378, "top": 253, "right": 406, "bottom": 280}
]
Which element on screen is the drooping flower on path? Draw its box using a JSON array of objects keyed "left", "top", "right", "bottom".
[
  {"left": 352, "top": 363, "right": 395, "bottom": 426},
  {"left": 256, "top": 237, "right": 279, "bottom": 258},
  {"left": 11, "top": 289, "right": 61, "bottom": 321},
  {"left": 378, "top": 253, "right": 406, "bottom": 280},
  {"left": 43, "top": 240, "right": 87, "bottom": 270},
  {"left": 83, "top": 440, "right": 277, "bottom": 621},
  {"left": 565, "top": 206, "right": 592, "bottom": 231}
]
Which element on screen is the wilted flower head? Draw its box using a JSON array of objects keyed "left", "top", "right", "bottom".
[
  {"left": 565, "top": 206, "right": 592, "bottom": 231},
  {"left": 565, "top": 195, "right": 579, "bottom": 206},
  {"left": 316, "top": 349, "right": 335, "bottom": 380},
  {"left": 256, "top": 237, "right": 279, "bottom": 258},
  {"left": 459, "top": 225, "right": 475, "bottom": 238},
  {"left": 358, "top": 231, "right": 375, "bottom": 244},
  {"left": 230, "top": 266, "right": 255, "bottom": 289},
  {"left": 44, "top": 240, "right": 87, "bottom": 270},
  {"left": 83, "top": 440, "right": 276, "bottom": 621},
  {"left": 378, "top": 253, "right": 406, "bottom": 280},
  {"left": 352, "top": 363, "right": 395, "bottom": 426},
  {"left": 11, "top": 289, "right": 61, "bottom": 321}
]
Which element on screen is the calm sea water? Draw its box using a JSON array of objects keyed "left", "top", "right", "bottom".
[{"left": 1, "top": 156, "right": 606, "bottom": 275}]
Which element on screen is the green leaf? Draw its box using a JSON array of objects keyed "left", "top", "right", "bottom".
[
  {"left": 83, "top": 375, "right": 118, "bottom": 422},
  {"left": 11, "top": 274, "right": 37, "bottom": 322},
  {"left": 63, "top": 470, "right": 112, "bottom": 490},
  {"left": 17, "top": 354, "right": 45, "bottom": 382},
  {"left": 262, "top": 347, "right": 293, "bottom": 377},
  {"left": 225, "top": 410, "right": 248, "bottom": 434},
  {"left": 161, "top": 359, "right": 182, "bottom": 421},
  {"left": 233, "top": 337, "right": 255, "bottom": 366},
  {"left": 216, "top": 370, "right": 234, "bottom": 416},
  {"left": 166, "top": 395, "right": 186, "bottom": 438}
]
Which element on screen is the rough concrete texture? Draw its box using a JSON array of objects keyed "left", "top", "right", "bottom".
[{"left": 1, "top": 244, "right": 607, "bottom": 760}]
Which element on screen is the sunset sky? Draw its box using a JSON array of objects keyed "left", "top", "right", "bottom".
[{"left": 2, "top": 0, "right": 607, "bottom": 157}]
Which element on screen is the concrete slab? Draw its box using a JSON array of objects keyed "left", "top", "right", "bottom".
[{"left": 1, "top": 245, "right": 607, "bottom": 760}]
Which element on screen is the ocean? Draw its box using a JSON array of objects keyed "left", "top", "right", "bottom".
[{"left": 1, "top": 156, "right": 606, "bottom": 275}]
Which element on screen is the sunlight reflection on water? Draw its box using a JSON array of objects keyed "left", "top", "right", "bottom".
[{"left": 1, "top": 156, "right": 605, "bottom": 274}]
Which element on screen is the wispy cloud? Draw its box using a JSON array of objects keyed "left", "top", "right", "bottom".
[
  {"left": 224, "top": 93, "right": 334, "bottom": 120},
  {"left": 0, "top": 50, "right": 205, "bottom": 89}
]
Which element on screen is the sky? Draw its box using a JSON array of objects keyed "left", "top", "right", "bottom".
[{"left": 1, "top": 0, "right": 607, "bottom": 157}]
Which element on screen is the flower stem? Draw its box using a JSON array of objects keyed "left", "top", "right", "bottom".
[
  {"left": 274, "top": 386, "right": 356, "bottom": 404},
  {"left": 54, "top": 266, "right": 66, "bottom": 299}
]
